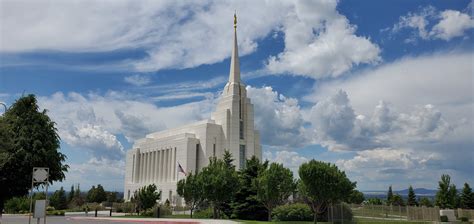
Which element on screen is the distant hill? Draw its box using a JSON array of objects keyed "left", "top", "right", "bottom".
[{"left": 363, "top": 188, "right": 437, "bottom": 198}]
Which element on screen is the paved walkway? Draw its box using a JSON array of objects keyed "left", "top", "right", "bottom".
[{"left": 1, "top": 214, "right": 239, "bottom": 224}]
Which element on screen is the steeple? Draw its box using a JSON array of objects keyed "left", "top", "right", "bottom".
[{"left": 228, "top": 12, "right": 240, "bottom": 84}]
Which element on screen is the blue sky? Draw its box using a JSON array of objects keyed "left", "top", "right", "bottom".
[{"left": 1, "top": 0, "right": 473, "bottom": 192}]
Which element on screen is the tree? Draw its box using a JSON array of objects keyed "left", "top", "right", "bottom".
[
  {"left": 255, "top": 163, "right": 295, "bottom": 221},
  {"left": 387, "top": 186, "right": 394, "bottom": 205},
  {"left": 231, "top": 156, "right": 269, "bottom": 221},
  {"left": 435, "top": 174, "right": 458, "bottom": 209},
  {"left": 346, "top": 190, "right": 365, "bottom": 204},
  {"left": 460, "top": 183, "right": 474, "bottom": 209},
  {"left": 419, "top": 197, "right": 433, "bottom": 207},
  {"left": 366, "top": 198, "right": 383, "bottom": 205},
  {"left": 87, "top": 185, "right": 107, "bottom": 203},
  {"left": 68, "top": 185, "right": 75, "bottom": 204},
  {"left": 106, "top": 192, "right": 119, "bottom": 203},
  {"left": 132, "top": 184, "right": 161, "bottom": 211},
  {"left": 407, "top": 186, "right": 418, "bottom": 206},
  {"left": 0, "top": 95, "right": 68, "bottom": 216},
  {"left": 298, "top": 160, "right": 355, "bottom": 224},
  {"left": 200, "top": 156, "right": 239, "bottom": 219},
  {"left": 50, "top": 187, "right": 68, "bottom": 210},
  {"left": 177, "top": 172, "right": 203, "bottom": 218},
  {"left": 391, "top": 194, "right": 405, "bottom": 206}
]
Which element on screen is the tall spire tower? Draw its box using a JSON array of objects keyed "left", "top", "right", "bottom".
[
  {"left": 229, "top": 12, "right": 240, "bottom": 84},
  {"left": 211, "top": 13, "right": 262, "bottom": 169}
]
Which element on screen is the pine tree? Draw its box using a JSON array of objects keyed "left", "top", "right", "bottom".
[
  {"left": 68, "top": 185, "right": 75, "bottom": 203},
  {"left": 407, "top": 186, "right": 418, "bottom": 206},
  {"left": 387, "top": 185, "right": 394, "bottom": 205},
  {"left": 460, "top": 183, "right": 474, "bottom": 209}
]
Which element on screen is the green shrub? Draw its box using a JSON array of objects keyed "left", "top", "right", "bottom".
[
  {"left": 440, "top": 215, "right": 448, "bottom": 222},
  {"left": 46, "top": 206, "right": 55, "bottom": 211},
  {"left": 46, "top": 210, "right": 65, "bottom": 216},
  {"left": 4, "top": 196, "right": 29, "bottom": 214},
  {"left": 326, "top": 203, "right": 353, "bottom": 222},
  {"left": 272, "top": 203, "right": 313, "bottom": 221},
  {"left": 159, "top": 205, "right": 172, "bottom": 216},
  {"left": 193, "top": 207, "right": 214, "bottom": 218},
  {"left": 460, "top": 217, "right": 469, "bottom": 222}
]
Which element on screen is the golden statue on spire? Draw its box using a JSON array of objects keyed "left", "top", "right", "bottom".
[{"left": 234, "top": 12, "right": 237, "bottom": 29}]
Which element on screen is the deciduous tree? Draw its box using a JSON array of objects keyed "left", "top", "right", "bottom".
[
  {"left": 0, "top": 95, "right": 68, "bottom": 216},
  {"left": 298, "top": 160, "right": 355, "bottom": 224},
  {"left": 132, "top": 184, "right": 161, "bottom": 211},
  {"left": 255, "top": 163, "right": 295, "bottom": 221},
  {"left": 177, "top": 172, "right": 202, "bottom": 218}
]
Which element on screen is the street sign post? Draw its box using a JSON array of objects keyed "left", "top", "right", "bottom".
[{"left": 28, "top": 167, "right": 49, "bottom": 224}]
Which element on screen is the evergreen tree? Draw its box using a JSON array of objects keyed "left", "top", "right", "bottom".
[
  {"left": 68, "top": 185, "right": 75, "bottom": 203},
  {"left": 392, "top": 194, "right": 405, "bottom": 206},
  {"left": 231, "top": 156, "right": 268, "bottom": 220},
  {"left": 50, "top": 187, "right": 68, "bottom": 210},
  {"left": 435, "top": 174, "right": 458, "bottom": 209},
  {"left": 460, "top": 183, "right": 474, "bottom": 209},
  {"left": 387, "top": 185, "right": 394, "bottom": 205},
  {"left": 74, "top": 184, "right": 81, "bottom": 198},
  {"left": 95, "top": 184, "right": 107, "bottom": 203},
  {"left": 87, "top": 186, "right": 97, "bottom": 203},
  {"left": 407, "top": 186, "right": 418, "bottom": 206}
]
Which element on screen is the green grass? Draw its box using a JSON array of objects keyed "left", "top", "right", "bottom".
[
  {"left": 354, "top": 217, "right": 430, "bottom": 224},
  {"left": 237, "top": 221, "right": 315, "bottom": 224}
]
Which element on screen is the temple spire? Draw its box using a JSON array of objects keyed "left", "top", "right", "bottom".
[{"left": 228, "top": 12, "right": 240, "bottom": 83}]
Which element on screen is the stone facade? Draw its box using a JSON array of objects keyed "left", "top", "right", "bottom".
[{"left": 123, "top": 19, "right": 262, "bottom": 204}]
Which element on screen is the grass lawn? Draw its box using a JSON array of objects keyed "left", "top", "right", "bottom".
[{"left": 237, "top": 218, "right": 431, "bottom": 224}]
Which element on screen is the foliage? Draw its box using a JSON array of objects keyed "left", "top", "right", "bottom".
[
  {"left": 200, "top": 154, "right": 239, "bottom": 219},
  {"left": 86, "top": 184, "right": 107, "bottom": 203},
  {"left": 106, "top": 191, "right": 120, "bottom": 203},
  {"left": 177, "top": 172, "right": 203, "bottom": 218},
  {"left": 435, "top": 174, "right": 458, "bottom": 209},
  {"left": 231, "top": 156, "right": 269, "bottom": 221},
  {"left": 298, "top": 160, "right": 355, "bottom": 223},
  {"left": 365, "top": 198, "right": 383, "bottom": 205},
  {"left": 132, "top": 184, "right": 161, "bottom": 211},
  {"left": 387, "top": 186, "right": 394, "bottom": 205},
  {"left": 255, "top": 162, "right": 295, "bottom": 221},
  {"left": 346, "top": 190, "right": 365, "bottom": 204},
  {"left": 407, "top": 186, "right": 417, "bottom": 206},
  {"left": 4, "top": 196, "right": 29, "bottom": 214},
  {"left": 272, "top": 203, "right": 313, "bottom": 221},
  {"left": 391, "top": 194, "right": 405, "bottom": 206},
  {"left": 193, "top": 207, "right": 214, "bottom": 218},
  {"left": 50, "top": 187, "right": 68, "bottom": 210},
  {"left": 68, "top": 185, "right": 75, "bottom": 203},
  {"left": 460, "top": 183, "right": 474, "bottom": 209},
  {"left": 418, "top": 197, "right": 433, "bottom": 207},
  {"left": 0, "top": 95, "right": 68, "bottom": 214},
  {"left": 459, "top": 217, "right": 469, "bottom": 222}
]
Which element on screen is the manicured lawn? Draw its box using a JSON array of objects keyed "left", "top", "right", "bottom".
[
  {"left": 237, "top": 221, "right": 316, "bottom": 224},
  {"left": 355, "top": 217, "right": 430, "bottom": 224}
]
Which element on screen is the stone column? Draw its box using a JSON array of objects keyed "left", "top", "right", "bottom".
[{"left": 133, "top": 149, "right": 140, "bottom": 183}]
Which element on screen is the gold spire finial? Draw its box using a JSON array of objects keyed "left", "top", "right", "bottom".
[{"left": 234, "top": 11, "right": 237, "bottom": 29}]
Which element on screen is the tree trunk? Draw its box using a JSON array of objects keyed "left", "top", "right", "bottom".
[
  {"left": 0, "top": 199, "right": 4, "bottom": 220},
  {"left": 313, "top": 212, "right": 317, "bottom": 224},
  {"left": 268, "top": 210, "right": 272, "bottom": 221},
  {"left": 190, "top": 208, "right": 193, "bottom": 218}
]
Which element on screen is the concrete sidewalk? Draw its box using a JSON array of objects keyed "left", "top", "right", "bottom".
[{"left": 70, "top": 216, "right": 240, "bottom": 224}]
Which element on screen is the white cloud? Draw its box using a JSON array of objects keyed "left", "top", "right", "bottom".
[
  {"left": 263, "top": 150, "right": 308, "bottom": 175},
  {"left": 1, "top": 0, "right": 379, "bottom": 76},
  {"left": 247, "top": 86, "right": 311, "bottom": 148},
  {"left": 265, "top": 0, "right": 381, "bottom": 78},
  {"left": 389, "top": 5, "right": 473, "bottom": 42},
  {"left": 124, "top": 74, "right": 151, "bottom": 86},
  {"left": 38, "top": 91, "right": 217, "bottom": 154},
  {"left": 430, "top": 10, "right": 474, "bottom": 40}
]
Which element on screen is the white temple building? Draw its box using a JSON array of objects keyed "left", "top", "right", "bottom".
[{"left": 124, "top": 15, "right": 262, "bottom": 204}]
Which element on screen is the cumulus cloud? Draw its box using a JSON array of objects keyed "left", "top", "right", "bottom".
[
  {"left": 247, "top": 86, "right": 311, "bottom": 148},
  {"left": 266, "top": 0, "right": 381, "bottom": 78},
  {"left": 264, "top": 150, "right": 309, "bottom": 175},
  {"left": 1, "top": 0, "right": 379, "bottom": 76},
  {"left": 124, "top": 74, "right": 151, "bottom": 86},
  {"left": 38, "top": 91, "right": 217, "bottom": 158},
  {"left": 389, "top": 5, "right": 474, "bottom": 42}
]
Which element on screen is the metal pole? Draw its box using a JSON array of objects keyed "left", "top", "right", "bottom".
[
  {"left": 44, "top": 183, "right": 48, "bottom": 224},
  {"left": 28, "top": 168, "right": 35, "bottom": 224}
]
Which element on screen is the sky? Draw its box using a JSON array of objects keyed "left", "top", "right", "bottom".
[{"left": 0, "top": 0, "right": 473, "bottom": 192}]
